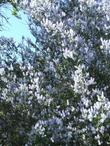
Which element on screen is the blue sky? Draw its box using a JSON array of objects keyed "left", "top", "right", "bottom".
[{"left": 0, "top": 4, "right": 35, "bottom": 43}]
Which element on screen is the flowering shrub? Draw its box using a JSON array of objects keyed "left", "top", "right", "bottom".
[{"left": 0, "top": 0, "right": 110, "bottom": 145}]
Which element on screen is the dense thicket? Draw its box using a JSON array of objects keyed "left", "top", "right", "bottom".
[{"left": 0, "top": 0, "right": 110, "bottom": 146}]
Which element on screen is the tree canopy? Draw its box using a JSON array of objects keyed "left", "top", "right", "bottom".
[{"left": 0, "top": 0, "right": 110, "bottom": 146}]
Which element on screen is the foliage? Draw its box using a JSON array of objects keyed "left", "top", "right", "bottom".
[{"left": 0, "top": 0, "right": 110, "bottom": 146}]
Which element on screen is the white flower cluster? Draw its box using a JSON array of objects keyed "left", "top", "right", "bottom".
[
  {"left": 73, "top": 64, "right": 95, "bottom": 94},
  {"left": 100, "top": 38, "right": 110, "bottom": 54}
]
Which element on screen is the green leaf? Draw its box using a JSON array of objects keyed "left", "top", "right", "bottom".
[{"left": 12, "top": 7, "right": 17, "bottom": 16}]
